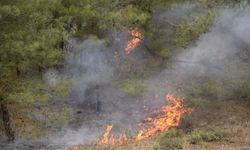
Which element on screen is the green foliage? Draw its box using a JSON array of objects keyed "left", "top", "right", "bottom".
[
  {"left": 235, "top": 78, "right": 250, "bottom": 101},
  {"left": 98, "top": 5, "right": 150, "bottom": 29},
  {"left": 161, "top": 129, "right": 183, "bottom": 139},
  {"left": 4, "top": 78, "right": 71, "bottom": 105},
  {"left": 158, "top": 129, "right": 184, "bottom": 150},
  {"left": 142, "top": 3, "right": 216, "bottom": 60},
  {"left": 0, "top": 5, "right": 20, "bottom": 18},
  {"left": 95, "top": 0, "right": 181, "bottom": 30},
  {"left": 159, "top": 48, "right": 171, "bottom": 58},
  {"left": 131, "top": 0, "right": 182, "bottom": 12},
  {"left": 0, "top": 0, "right": 69, "bottom": 103},
  {"left": 189, "top": 129, "right": 226, "bottom": 144},
  {"left": 23, "top": 127, "right": 46, "bottom": 139},
  {"left": 6, "top": 80, "right": 49, "bottom": 104},
  {"left": 51, "top": 78, "right": 72, "bottom": 97},
  {"left": 119, "top": 79, "right": 146, "bottom": 96},
  {"left": 43, "top": 106, "right": 73, "bottom": 126},
  {"left": 174, "top": 11, "right": 215, "bottom": 47},
  {"left": 152, "top": 142, "right": 160, "bottom": 150}
]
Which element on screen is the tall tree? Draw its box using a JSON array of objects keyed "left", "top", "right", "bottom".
[{"left": 0, "top": 0, "right": 70, "bottom": 141}]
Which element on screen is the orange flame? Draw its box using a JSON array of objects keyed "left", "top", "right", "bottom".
[
  {"left": 73, "top": 147, "right": 79, "bottom": 150},
  {"left": 125, "top": 28, "right": 143, "bottom": 54},
  {"left": 135, "top": 94, "right": 193, "bottom": 140},
  {"left": 98, "top": 125, "right": 128, "bottom": 145},
  {"left": 98, "top": 125, "right": 116, "bottom": 144},
  {"left": 99, "top": 94, "right": 193, "bottom": 144}
]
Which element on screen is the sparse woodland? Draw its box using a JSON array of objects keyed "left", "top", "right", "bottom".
[{"left": 0, "top": 0, "right": 250, "bottom": 149}]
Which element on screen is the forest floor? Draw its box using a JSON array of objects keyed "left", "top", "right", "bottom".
[
  {"left": 79, "top": 100, "right": 250, "bottom": 150},
  {"left": 1, "top": 100, "right": 249, "bottom": 150}
]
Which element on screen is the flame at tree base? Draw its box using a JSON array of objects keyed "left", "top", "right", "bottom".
[{"left": 99, "top": 94, "right": 193, "bottom": 145}]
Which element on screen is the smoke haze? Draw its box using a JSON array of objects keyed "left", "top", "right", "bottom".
[
  {"left": 3, "top": 2, "right": 250, "bottom": 150},
  {"left": 49, "top": 4, "right": 250, "bottom": 148}
]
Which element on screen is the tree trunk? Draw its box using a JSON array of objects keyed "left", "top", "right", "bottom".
[{"left": 0, "top": 99, "right": 15, "bottom": 142}]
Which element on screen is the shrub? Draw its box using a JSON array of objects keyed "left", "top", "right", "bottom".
[
  {"left": 161, "top": 129, "right": 183, "bottom": 139},
  {"left": 152, "top": 142, "right": 160, "bottom": 150},
  {"left": 158, "top": 129, "right": 184, "bottom": 150},
  {"left": 189, "top": 129, "right": 226, "bottom": 144}
]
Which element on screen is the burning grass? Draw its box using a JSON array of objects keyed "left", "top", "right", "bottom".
[
  {"left": 98, "top": 94, "right": 193, "bottom": 145},
  {"left": 68, "top": 100, "right": 250, "bottom": 150}
]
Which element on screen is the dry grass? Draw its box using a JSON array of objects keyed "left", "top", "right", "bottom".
[{"left": 78, "top": 100, "right": 250, "bottom": 150}]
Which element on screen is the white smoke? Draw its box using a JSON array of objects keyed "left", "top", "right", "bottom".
[
  {"left": 170, "top": 8, "right": 250, "bottom": 80},
  {"left": 66, "top": 38, "right": 114, "bottom": 97},
  {"left": 43, "top": 69, "right": 60, "bottom": 86},
  {"left": 52, "top": 5, "right": 250, "bottom": 148},
  {"left": 9, "top": 3, "right": 250, "bottom": 150}
]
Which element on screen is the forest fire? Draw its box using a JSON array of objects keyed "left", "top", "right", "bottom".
[
  {"left": 125, "top": 28, "right": 143, "bottom": 54},
  {"left": 135, "top": 94, "right": 193, "bottom": 140},
  {"left": 99, "top": 94, "right": 193, "bottom": 144},
  {"left": 98, "top": 124, "right": 128, "bottom": 145},
  {"left": 98, "top": 125, "right": 116, "bottom": 144}
]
